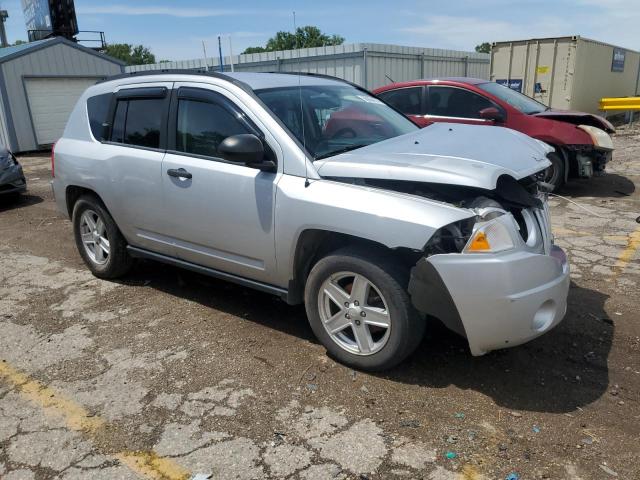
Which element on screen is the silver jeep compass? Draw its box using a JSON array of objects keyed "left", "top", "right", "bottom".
[{"left": 51, "top": 71, "right": 570, "bottom": 371}]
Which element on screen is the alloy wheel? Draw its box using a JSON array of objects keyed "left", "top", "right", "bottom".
[
  {"left": 79, "top": 209, "right": 110, "bottom": 265},
  {"left": 318, "top": 271, "right": 391, "bottom": 355}
]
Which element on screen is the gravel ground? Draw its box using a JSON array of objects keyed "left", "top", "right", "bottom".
[{"left": 1, "top": 129, "right": 639, "bottom": 480}]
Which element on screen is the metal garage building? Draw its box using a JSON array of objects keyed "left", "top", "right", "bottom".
[
  {"left": 0, "top": 37, "right": 124, "bottom": 153},
  {"left": 126, "top": 43, "right": 490, "bottom": 91}
]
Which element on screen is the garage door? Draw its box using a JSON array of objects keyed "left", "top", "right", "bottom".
[{"left": 25, "top": 77, "right": 100, "bottom": 146}]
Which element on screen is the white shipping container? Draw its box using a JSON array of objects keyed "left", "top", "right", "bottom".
[{"left": 490, "top": 36, "right": 640, "bottom": 114}]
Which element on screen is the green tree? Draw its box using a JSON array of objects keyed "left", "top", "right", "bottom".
[
  {"left": 243, "top": 26, "right": 344, "bottom": 54},
  {"left": 242, "top": 46, "right": 268, "bottom": 54},
  {"left": 104, "top": 43, "right": 156, "bottom": 65},
  {"left": 11, "top": 39, "right": 27, "bottom": 46},
  {"left": 475, "top": 42, "right": 491, "bottom": 54}
]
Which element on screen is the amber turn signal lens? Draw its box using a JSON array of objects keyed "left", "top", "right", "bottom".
[{"left": 467, "top": 231, "right": 491, "bottom": 251}]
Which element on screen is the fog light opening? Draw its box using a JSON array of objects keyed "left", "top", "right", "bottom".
[{"left": 532, "top": 300, "right": 556, "bottom": 332}]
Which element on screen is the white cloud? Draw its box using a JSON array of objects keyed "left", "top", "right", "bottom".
[
  {"left": 399, "top": 3, "right": 640, "bottom": 52},
  {"left": 400, "top": 14, "right": 570, "bottom": 51}
]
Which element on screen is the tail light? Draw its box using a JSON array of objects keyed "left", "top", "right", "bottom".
[{"left": 51, "top": 141, "right": 56, "bottom": 178}]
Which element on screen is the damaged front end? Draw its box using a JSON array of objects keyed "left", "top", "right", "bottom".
[
  {"left": 0, "top": 148, "right": 26, "bottom": 196},
  {"left": 405, "top": 173, "right": 569, "bottom": 355}
]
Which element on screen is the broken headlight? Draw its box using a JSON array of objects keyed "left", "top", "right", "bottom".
[
  {"left": 577, "top": 125, "right": 613, "bottom": 150},
  {"left": 463, "top": 214, "right": 522, "bottom": 254}
]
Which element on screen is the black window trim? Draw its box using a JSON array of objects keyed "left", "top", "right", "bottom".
[
  {"left": 425, "top": 84, "right": 506, "bottom": 122},
  {"left": 103, "top": 87, "right": 171, "bottom": 152},
  {"left": 166, "top": 86, "right": 276, "bottom": 168},
  {"left": 116, "top": 86, "right": 168, "bottom": 99},
  {"left": 377, "top": 85, "right": 426, "bottom": 116}
]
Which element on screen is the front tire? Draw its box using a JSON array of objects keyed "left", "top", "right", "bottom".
[
  {"left": 544, "top": 151, "right": 565, "bottom": 191},
  {"left": 72, "top": 195, "right": 133, "bottom": 279},
  {"left": 304, "top": 247, "right": 425, "bottom": 371}
]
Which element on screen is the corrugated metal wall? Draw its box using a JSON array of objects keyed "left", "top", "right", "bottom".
[
  {"left": 126, "top": 43, "right": 490, "bottom": 90},
  {"left": 0, "top": 96, "right": 11, "bottom": 149},
  {"left": 490, "top": 36, "right": 640, "bottom": 114},
  {"left": 1, "top": 42, "right": 123, "bottom": 152}
]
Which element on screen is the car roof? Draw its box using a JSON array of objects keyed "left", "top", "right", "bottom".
[
  {"left": 223, "top": 72, "right": 348, "bottom": 89},
  {"left": 428, "top": 77, "right": 487, "bottom": 85},
  {"left": 374, "top": 77, "right": 489, "bottom": 92},
  {"left": 98, "top": 70, "right": 350, "bottom": 91}
]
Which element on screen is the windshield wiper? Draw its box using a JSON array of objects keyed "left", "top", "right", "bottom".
[{"left": 314, "top": 144, "right": 370, "bottom": 160}]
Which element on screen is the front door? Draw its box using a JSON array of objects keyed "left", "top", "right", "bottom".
[
  {"left": 424, "top": 85, "right": 501, "bottom": 126},
  {"left": 161, "top": 83, "right": 279, "bottom": 283}
]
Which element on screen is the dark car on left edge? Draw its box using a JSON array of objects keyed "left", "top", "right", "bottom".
[{"left": 0, "top": 145, "right": 26, "bottom": 199}]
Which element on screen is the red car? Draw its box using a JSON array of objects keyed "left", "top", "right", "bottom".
[{"left": 373, "top": 78, "right": 615, "bottom": 190}]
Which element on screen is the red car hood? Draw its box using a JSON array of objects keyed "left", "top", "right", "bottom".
[{"left": 532, "top": 109, "right": 615, "bottom": 133}]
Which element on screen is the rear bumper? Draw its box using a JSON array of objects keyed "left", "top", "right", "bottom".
[
  {"left": 0, "top": 163, "right": 26, "bottom": 195},
  {"left": 50, "top": 179, "right": 69, "bottom": 217},
  {"left": 409, "top": 245, "right": 570, "bottom": 356}
]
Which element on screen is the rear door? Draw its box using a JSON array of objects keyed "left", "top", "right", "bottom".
[
  {"left": 101, "top": 83, "right": 174, "bottom": 256},
  {"left": 376, "top": 86, "right": 431, "bottom": 127},
  {"left": 160, "top": 83, "right": 280, "bottom": 283},
  {"left": 424, "top": 85, "right": 501, "bottom": 126}
]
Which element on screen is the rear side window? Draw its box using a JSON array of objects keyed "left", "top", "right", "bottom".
[
  {"left": 176, "top": 98, "right": 252, "bottom": 158},
  {"left": 87, "top": 93, "right": 112, "bottom": 141},
  {"left": 378, "top": 87, "right": 423, "bottom": 115},
  {"left": 110, "top": 98, "right": 165, "bottom": 149}
]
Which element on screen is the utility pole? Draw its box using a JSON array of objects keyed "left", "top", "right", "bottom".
[
  {"left": 0, "top": 10, "right": 9, "bottom": 48},
  {"left": 228, "top": 36, "right": 234, "bottom": 72},
  {"left": 218, "top": 35, "right": 224, "bottom": 72},
  {"left": 202, "top": 40, "right": 209, "bottom": 71}
]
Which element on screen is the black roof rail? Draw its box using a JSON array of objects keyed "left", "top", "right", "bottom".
[
  {"left": 97, "top": 69, "right": 255, "bottom": 94},
  {"left": 267, "top": 70, "right": 366, "bottom": 91}
]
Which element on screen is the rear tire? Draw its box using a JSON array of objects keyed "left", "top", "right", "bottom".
[
  {"left": 304, "top": 246, "right": 425, "bottom": 371},
  {"left": 544, "top": 151, "right": 565, "bottom": 191},
  {"left": 72, "top": 195, "right": 133, "bottom": 279}
]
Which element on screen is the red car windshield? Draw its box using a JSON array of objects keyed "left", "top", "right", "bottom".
[
  {"left": 478, "top": 82, "right": 549, "bottom": 115},
  {"left": 255, "top": 85, "right": 417, "bottom": 159}
]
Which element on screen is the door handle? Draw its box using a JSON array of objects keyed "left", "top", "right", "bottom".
[{"left": 167, "top": 168, "right": 192, "bottom": 179}]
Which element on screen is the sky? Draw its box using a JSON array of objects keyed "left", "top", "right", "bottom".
[{"left": 0, "top": 0, "right": 638, "bottom": 62}]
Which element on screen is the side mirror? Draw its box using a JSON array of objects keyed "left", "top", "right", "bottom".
[
  {"left": 218, "top": 134, "right": 265, "bottom": 165},
  {"left": 479, "top": 107, "right": 504, "bottom": 122}
]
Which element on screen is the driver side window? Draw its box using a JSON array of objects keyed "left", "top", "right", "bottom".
[
  {"left": 176, "top": 98, "right": 252, "bottom": 158},
  {"left": 427, "top": 86, "right": 494, "bottom": 119}
]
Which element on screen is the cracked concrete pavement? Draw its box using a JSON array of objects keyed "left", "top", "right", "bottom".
[{"left": 1, "top": 128, "right": 639, "bottom": 479}]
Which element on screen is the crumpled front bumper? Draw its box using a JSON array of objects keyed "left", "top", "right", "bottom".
[
  {"left": 0, "top": 162, "right": 26, "bottom": 194},
  {"left": 409, "top": 245, "right": 570, "bottom": 356}
]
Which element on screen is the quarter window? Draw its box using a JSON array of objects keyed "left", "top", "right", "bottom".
[
  {"left": 426, "top": 86, "right": 495, "bottom": 119},
  {"left": 87, "top": 93, "right": 112, "bottom": 141},
  {"left": 176, "top": 99, "right": 252, "bottom": 158},
  {"left": 110, "top": 98, "right": 164, "bottom": 148},
  {"left": 378, "top": 87, "right": 423, "bottom": 115}
]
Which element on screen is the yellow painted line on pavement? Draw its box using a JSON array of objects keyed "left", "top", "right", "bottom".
[
  {"left": 460, "top": 464, "right": 485, "bottom": 479},
  {"left": 0, "top": 360, "right": 191, "bottom": 480},
  {"left": 614, "top": 226, "right": 640, "bottom": 276},
  {"left": 116, "top": 451, "right": 192, "bottom": 480}
]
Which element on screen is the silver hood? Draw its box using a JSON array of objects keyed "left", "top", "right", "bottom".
[{"left": 315, "top": 123, "right": 553, "bottom": 190}]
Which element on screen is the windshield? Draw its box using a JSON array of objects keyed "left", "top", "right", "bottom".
[
  {"left": 478, "top": 82, "right": 548, "bottom": 114},
  {"left": 255, "top": 85, "right": 418, "bottom": 159}
]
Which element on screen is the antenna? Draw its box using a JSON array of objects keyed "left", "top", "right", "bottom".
[{"left": 293, "top": 11, "right": 310, "bottom": 188}]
